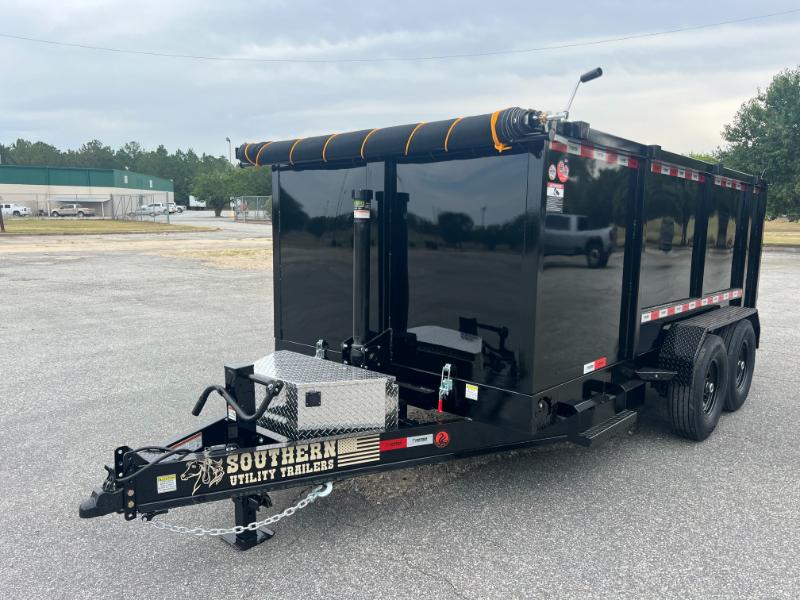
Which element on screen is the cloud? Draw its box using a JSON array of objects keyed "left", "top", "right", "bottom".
[{"left": 0, "top": 0, "right": 797, "bottom": 156}]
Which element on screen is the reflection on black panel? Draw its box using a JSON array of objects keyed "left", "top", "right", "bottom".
[
  {"left": 640, "top": 174, "right": 700, "bottom": 307},
  {"left": 396, "top": 153, "right": 531, "bottom": 392},
  {"left": 534, "top": 153, "right": 630, "bottom": 392},
  {"left": 278, "top": 164, "right": 383, "bottom": 348},
  {"left": 544, "top": 213, "right": 617, "bottom": 268},
  {"left": 704, "top": 187, "right": 738, "bottom": 293}
]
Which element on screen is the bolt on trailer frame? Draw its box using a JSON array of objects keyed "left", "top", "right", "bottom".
[{"left": 80, "top": 70, "right": 766, "bottom": 549}]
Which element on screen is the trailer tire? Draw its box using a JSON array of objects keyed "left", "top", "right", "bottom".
[
  {"left": 724, "top": 320, "right": 756, "bottom": 412},
  {"left": 668, "top": 334, "right": 728, "bottom": 441},
  {"left": 586, "top": 241, "right": 609, "bottom": 268}
]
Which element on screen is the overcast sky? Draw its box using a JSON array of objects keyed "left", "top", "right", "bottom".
[{"left": 1, "top": 0, "right": 798, "bottom": 158}]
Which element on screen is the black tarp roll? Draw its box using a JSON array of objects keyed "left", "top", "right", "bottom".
[{"left": 237, "top": 107, "right": 543, "bottom": 167}]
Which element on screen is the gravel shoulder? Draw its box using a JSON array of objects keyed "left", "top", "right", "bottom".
[{"left": 0, "top": 230, "right": 797, "bottom": 600}]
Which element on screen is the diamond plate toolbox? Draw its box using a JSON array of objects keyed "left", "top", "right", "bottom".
[{"left": 253, "top": 350, "right": 398, "bottom": 441}]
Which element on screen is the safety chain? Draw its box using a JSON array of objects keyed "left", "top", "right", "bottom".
[{"left": 144, "top": 482, "right": 333, "bottom": 537}]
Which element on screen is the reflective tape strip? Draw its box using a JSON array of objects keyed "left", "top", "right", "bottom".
[
  {"left": 650, "top": 161, "right": 705, "bottom": 183},
  {"left": 379, "top": 434, "right": 433, "bottom": 452},
  {"left": 640, "top": 288, "right": 742, "bottom": 323},
  {"left": 549, "top": 136, "right": 639, "bottom": 169},
  {"left": 714, "top": 176, "right": 749, "bottom": 192},
  {"left": 583, "top": 356, "right": 608, "bottom": 374}
]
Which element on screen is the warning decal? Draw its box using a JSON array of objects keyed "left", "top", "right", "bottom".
[
  {"left": 157, "top": 474, "right": 177, "bottom": 494},
  {"left": 557, "top": 160, "right": 569, "bottom": 182},
  {"left": 546, "top": 182, "right": 565, "bottom": 213},
  {"left": 465, "top": 383, "right": 479, "bottom": 401}
]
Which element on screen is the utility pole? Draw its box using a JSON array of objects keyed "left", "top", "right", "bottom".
[{"left": 226, "top": 137, "right": 232, "bottom": 164}]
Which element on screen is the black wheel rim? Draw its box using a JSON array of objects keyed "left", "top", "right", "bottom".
[
  {"left": 736, "top": 342, "right": 749, "bottom": 389},
  {"left": 703, "top": 360, "right": 720, "bottom": 414}
]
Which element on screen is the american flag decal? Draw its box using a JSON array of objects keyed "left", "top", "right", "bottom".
[{"left": 337, "top": 435, "right": 380, "bottom": 467}]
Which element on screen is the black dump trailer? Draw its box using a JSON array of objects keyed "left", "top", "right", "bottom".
[{"left": 80, "top": 70, "right": 767, "bottom": 549}]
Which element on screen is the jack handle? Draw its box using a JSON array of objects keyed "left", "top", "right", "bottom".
[{"left": 192, "top": 375, "right": 284, "bottom": 422}]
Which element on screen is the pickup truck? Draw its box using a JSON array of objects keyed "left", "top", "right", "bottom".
[
  {"left": 1, "top": 203, "right": 32, "bottom": 217},
  {"left": 543, "top": 212, "right": 616, "bottom": 268},
  {"left": 51, "top": 204, "right": 96, "bottom": 217}
]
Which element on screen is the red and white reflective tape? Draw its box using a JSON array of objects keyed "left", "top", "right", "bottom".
[
  {"left": 640, "top": 288, "right": 742, "bottom": 324},
  {"left": 549, "top": 137, "right": 639, "bottom": 169},
  {"left": 714, "top": 176, "right": 748, "bottom": 192},
  {"left": 650, "top": 161, "right": 705, "bottom": 183},
  {"left": 583, "top": 356, "right": 607, "bottom": 374},
  {"left": 379, "top": 433, "right": 434, "bottom": 452}
]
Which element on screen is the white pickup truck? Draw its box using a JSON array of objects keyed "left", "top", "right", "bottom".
[{"left": 1, "top": 203, "right": 32, "bottom": 217}]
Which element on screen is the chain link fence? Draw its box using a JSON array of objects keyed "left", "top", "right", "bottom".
[
  {"left": 233, "top": 196, "right": 271, "bottom": 222},
  {"left": 0, "top": 192, "right": 172, "bottom": 220}
]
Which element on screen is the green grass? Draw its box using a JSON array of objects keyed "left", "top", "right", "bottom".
[
  {"left": 1, "top": 218, "right": 212, "bottom": 235},
  {"left": 763, "top": 219, "right": 800, "bottom": 246}
]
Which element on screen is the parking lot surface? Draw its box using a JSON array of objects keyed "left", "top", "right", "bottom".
[{"left": 0, "top": 229, "right": 797, "bottom": 599}]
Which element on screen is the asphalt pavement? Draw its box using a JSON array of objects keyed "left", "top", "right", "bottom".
[
  {"left": 154, "top": 209, "right": 272, "bottom": 236},
  {"left": 0, "top": 233, "right": 797, "bottom": 600}
]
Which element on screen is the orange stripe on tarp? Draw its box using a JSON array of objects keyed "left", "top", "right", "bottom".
[
  {"left": 322, "top": 133, "right": 338, "bottom": 162},
  {"left": 443, "top": 117, "right": 463, "bottom": 152},
  {"left": 404, "top": 122, "right": 426, "bottom": 156},
  {"left": 288, "top": 138, "right": 304, "bottom": 165},
  {"left": 360, "top": 128, "right": 380, "bottom": 160},
  {"left": 243, "top": 143, "right": 256, "bottom": 165},
  {"left": 490, "top": 109, "right": 512, "bottom": 152},
  {"left": 254, "top": 141, "right": 272, "bottom": 166}
]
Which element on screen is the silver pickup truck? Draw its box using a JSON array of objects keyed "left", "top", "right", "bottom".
[
  {"left": 543, "top": 213, "right": 616, "bottom": 268},
  {"left": 51, "top": 204, "right": 96, "bottom": 217}
]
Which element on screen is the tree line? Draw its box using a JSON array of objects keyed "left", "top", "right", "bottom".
[
  {"left": 0, "top": 65, "right": 796, "bottom": 217},
  {"left": 0, "top": 139, "right": 271, "bottom": 215},
  {"left": 717, "top": 66, "right": 799, "bottom": 218}
]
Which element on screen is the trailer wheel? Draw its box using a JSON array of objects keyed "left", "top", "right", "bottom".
[
  {"left": 586, "top": 242, "right": 609, "bottom": 268},
  {"left": 724, "top": 320, "right": 756, "bottom": 412},
  {"left": 668, "top": 334, "right": 728, "bottom": 441}
]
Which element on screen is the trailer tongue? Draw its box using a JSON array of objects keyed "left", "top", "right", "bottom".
[{"left": 80, "top": 69, "right": 766, "bottom": 550}]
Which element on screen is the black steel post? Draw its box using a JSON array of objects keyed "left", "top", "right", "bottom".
[
  {"left": 389, "top": 192, "right": 410, "bottom": 334},
  {"left": 224, "top": 364, "right": 260, "bottom": 448},
  {"left": 222, "top": 363, "right": 273, "bottom": 549},
  {"left": 730, "top": 182, "right": 752, "bottom": 303},
  {"left": 617, "top": 147, "right": 651, "bottom": 360},
  {"left": 352, "top": 189, "right": 373, "bottom": 347},
  {"left": 744, "top": 179, "right": 767, "bottom": 308},
  {"left": 690, "top": 165, "right": 714, "bottom": 298},
  {"left": 222, "top": 495, "right": 274, "bottom": 550},
  {"left": 379, "top": 161, "right": 396, "bottom": 333}
]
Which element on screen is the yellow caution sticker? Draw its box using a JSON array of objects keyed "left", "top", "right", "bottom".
[{"left": 156, "top": 474, "right": 177, "bottom": 494}]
